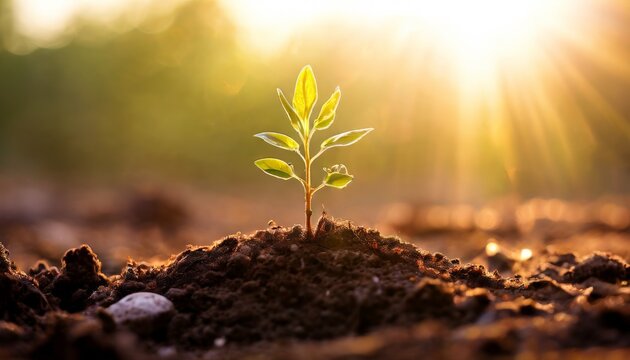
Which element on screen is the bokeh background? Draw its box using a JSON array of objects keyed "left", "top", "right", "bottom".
[{"left": 0, "top": 0, "right": 628, "bottom": 271}]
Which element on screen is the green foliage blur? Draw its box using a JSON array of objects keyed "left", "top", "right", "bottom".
[{"left": 0, "top": 0, "right": 628, "bottom": 201}]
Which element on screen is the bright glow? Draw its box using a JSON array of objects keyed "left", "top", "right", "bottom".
[
  {"left": 220, "top": 0, "right": 577, "bottom": 87},
  {"left": 520, "top": 248, "right": 533, "bottom": 261},
  {"left": 8, "top": 0, "right": 628, "bottom": 201},
  {"left": 415, "top": 0, "right": 573, "bottom": 89},
  {"left": 8, "top": 0, "right": 591, "bottom": 90},
  {"left": 485, "top": 242, "right": 499, "bottom": 256},
  {"left": 218, "top": 0, "right": 630, "bottom": 201},
  {"left": 12, "top": 0, "right": 78, "bottom": 44},
  {"left": 10, "top": 0, "right": 186, "bottom": 51}
]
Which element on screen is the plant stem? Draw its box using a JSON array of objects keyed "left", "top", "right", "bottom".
[{"left": 304, "top": 131, "right": 313, "bottom": 238}]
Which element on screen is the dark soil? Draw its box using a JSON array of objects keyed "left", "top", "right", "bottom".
[{"left": 0, "top": 216, "right": 628, "bottom": 359}]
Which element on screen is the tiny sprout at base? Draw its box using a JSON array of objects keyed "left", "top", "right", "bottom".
[{"left": 254, "top": 65, "right": 373, "bottom": 237}]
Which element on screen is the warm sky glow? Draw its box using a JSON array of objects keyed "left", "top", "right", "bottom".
[
  {"left": 217, "top": 0, "right": 630, "bottom": 201},
  {"left": 9, "top": 0, "right": 185, "bottom": 51},
  {"left": 220, "top": 0, "right": 580, "bottom": 89},
  {"left": 8, "top": 0, "right": 596, "bottom": 91},
  {"left": 413, "top": 0, "right": 575, "bottom": 88},
  {"left": 4, "top": 0, "right": 629, "bottom": 200}
]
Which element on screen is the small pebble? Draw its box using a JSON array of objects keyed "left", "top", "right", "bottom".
[
  {"left": 157, "top": 346, "right": 177, "bottom": 358},
  {"left": 107, "top": 292, "right": 174, "bottom": 335},
  {"left": 290, "top": 244, "right": 299, "bottom": 252},
  {"left": 214, "top": 337, "right": 226, "bottom": 347}
]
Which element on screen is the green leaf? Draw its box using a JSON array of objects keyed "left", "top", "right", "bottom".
[
  {"left": 324, "top": 172, "right": 354, "bottom": 189},
  {"left": 320, "top": 128, "right": 373, "bottom": 150},
  {"left": 292, "top": 65, "right": 317, "bottom": 126},
  {"left": 324, "top": 164, "right": 348, "bottom": 174},
  {"left": 314, "top": 87, "right": 341, "bottom": 130},
  {"left": 254, "top": 132, "right": 299, "bottom": 151},
  {"left": 277, "top": 89, "right": 303, "bottom": 136},
  {"left": 254, "top": 158, "right": 295, "bottom": 180}
]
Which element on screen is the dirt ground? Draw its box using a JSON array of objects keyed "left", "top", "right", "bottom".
[{"left": 0, "top": 183, "right": 628, "bottom": 359}]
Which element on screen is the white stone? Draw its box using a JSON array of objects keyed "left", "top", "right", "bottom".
[
  {"left": 157, "top": 346, "right": 177, "bottom": 358},
  {"left": 214, "top": 337, "right": 226, "bottom": 347},
  {"left": 107, "top": 292, "right": 174, "bottom": 329}
]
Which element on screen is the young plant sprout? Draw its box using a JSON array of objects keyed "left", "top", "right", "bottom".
[{"left": 254, "top": 65, "right": 373, "bottom": 237}]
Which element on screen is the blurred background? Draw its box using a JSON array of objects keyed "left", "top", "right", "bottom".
[{"left": 0, "top": 0, "right": 628, "bottom": 271}]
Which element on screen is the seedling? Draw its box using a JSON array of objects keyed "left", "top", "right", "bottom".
[{"left": 254, "top": 65, "right": 373, "bottom": 237}]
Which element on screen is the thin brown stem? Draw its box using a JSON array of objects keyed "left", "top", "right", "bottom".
[
  {"left": 311, "top": 183, "right": 325, "bottom": 195},
  {"left": 304, "top": 131, "right": 313, "bottom": 238}
]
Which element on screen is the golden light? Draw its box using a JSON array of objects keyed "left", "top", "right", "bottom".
[
  {"left": 520, "top": 248, "right": 533, "bottom": 261},
  {"left": 220, "top": 0, "right": 578, "bottom": 89},
  {"left": 8, "top": 0, "right": 186, "bottom": 52},
  {"left": 8, "top": 0, "right": 629, "bottom": 201},
  {"left": 485, "top": 241, "right": 499, "bottom": 256},
  {"left": 401, "top": 0, "right": 576, "bottom": 90},
  {"left": 12, "top": 0, "right": 77, "bottom": 44},
  {"left": 218, "top": 1, "right": 630, "bottom": 202},
  {"left": 475, "top": 208, "right": 500, "bottom": 231}
]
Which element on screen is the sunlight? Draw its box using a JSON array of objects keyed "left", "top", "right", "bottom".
[
  {"left": 12, "top": 0, "right": 78, "bottom": 44},
  {"left": 218, "top": 1, "right": 628, "bottom": 199},
  {"left": 220, "top": 0, "right": 577, "bottom": 88},
  {"left": 8, "top": 0, "right": 629, "bottom": 201},
  {"left": 412, "top": 0, "right": 574, "bottom": 88},
  {"left": 11, "top": 0, "right": 588, "bottom": 90},
  {"left": 520, "top": 248, "right": 533, "bottom": 261},
  {"left": 485, "top": 241, "right": 499, "bottom": 256},
  {"left": 9, "top": 0, "right": 185, "bottom": 52}
]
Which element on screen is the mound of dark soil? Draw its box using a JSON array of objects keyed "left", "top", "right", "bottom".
[
  {"left": 0, "top": 243, "right": 49, "bottom": 330},
  {"left": 31, "top": 245, "right": 109, "bottom": 313},
  {"left": 0, "top": 216, "right": 628, "bottom": 359},
  {"left": 96, "top": 218, "right": 478, "bottom": 346}
]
